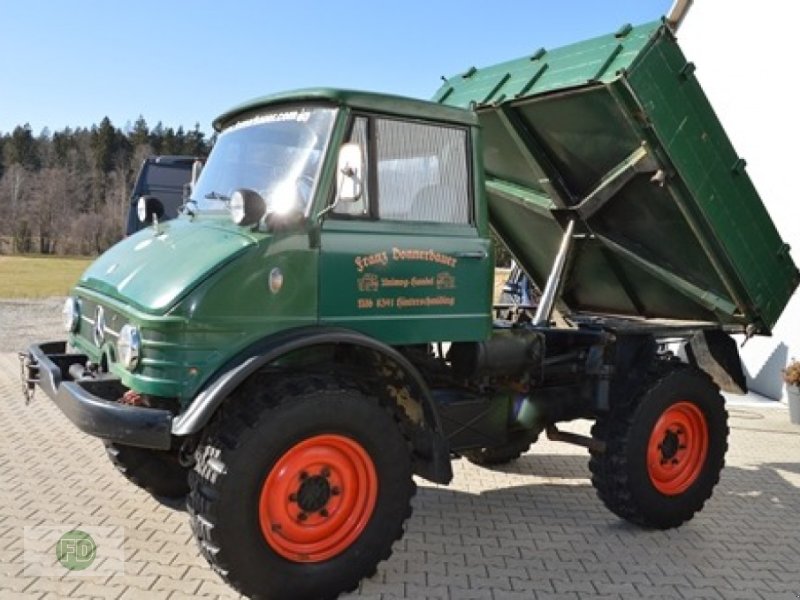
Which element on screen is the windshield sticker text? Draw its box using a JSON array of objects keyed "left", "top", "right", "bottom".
[{"left": 229, "top": 110, "right": 312, "bottom": 131}]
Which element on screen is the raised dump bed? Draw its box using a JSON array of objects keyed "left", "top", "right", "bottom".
[{"left": 434, "top": 21, "right": 798, "bottom": 334}]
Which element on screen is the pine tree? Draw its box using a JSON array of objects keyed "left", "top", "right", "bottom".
[
  {"left": 150, "top": 122, "right": 165, "bottom": 154},
  {"left": 91, "top": 117, "right": 118, "bottom": 173},
  {"left": 162, "top": 126, "right": 177, "bottom": 155},
  {"left": 185, "top": 123, "right": 207, "bottom": 156},
  {"left": 52, "top": 128, "right": 74, "bottom": 167},
  {"left": 131, "top": 115, "right": 149, "bottom": 148},
  {"left": 5, "top": 124, "right": 41, "bottom": 170}
]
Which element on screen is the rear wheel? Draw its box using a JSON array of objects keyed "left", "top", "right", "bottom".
[
  {"left": 187, "top": 375, "right": 415, "bottom": 600},
  {"left": 104, "top": 442, "right": 190, "bottom": 499},
  {"left": 589, "top": 365, "right": 728, "bottom": 528}
]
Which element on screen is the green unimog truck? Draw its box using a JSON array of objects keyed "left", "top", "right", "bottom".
[{"left": 21, "top": 20, "right": 798, "bottom": 599}]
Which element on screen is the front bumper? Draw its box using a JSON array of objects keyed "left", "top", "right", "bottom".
[{"left": 23, "top": 342, "right": 173, "bottom": 450}]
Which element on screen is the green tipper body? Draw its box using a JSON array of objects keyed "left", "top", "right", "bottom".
[{"left": 434, "top": 21, "right": 798, "bottom": 334}]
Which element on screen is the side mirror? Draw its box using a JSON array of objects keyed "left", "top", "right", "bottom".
[
  {"left": 137, "top": 195, "right": 164, "bottom": 224},
  {"left": 191, "top": 159, "right": 203, "bottom": 187},
  {"left": 337, "top": 143, "right": 363, "bottom": 202},
  {"left": 184, "top": 159, "right": 204, "bottom": 202}
]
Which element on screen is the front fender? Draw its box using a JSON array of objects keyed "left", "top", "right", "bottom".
[
  {"left": 171, "top": 326, "right": 453, "bottom": 483},
  {"left": 172, "top": 326, "right": 443, "bottom": 435}
]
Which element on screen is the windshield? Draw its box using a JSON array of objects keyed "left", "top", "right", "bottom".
[{"left": 193, "top": 106, "right": 337, "bottom": 215}]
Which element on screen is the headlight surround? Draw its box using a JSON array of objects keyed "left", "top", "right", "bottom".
[
  {"left": 229, "top": 188, "right": 266, "bottom": 226},
  {"left": 62, "top": 297, "right": 80, "bottom": 333},
  {"left": 117, "top": 324, "right": 141, "bottom": 370}
]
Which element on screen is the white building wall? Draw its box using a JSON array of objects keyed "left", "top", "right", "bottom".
[{"left": 678, "top": 1, "right": 800, "bottom": 400}]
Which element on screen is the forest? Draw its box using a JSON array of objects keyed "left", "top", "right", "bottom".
[
  {"left": 0, "top": 118, "right": 512, "bottom": 265},
  {"left": 0, "top": 118, "right": 212, "bottom": 256}
]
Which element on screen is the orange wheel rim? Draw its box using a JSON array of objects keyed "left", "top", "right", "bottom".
[
  {"left": 647, "top": 401, "right": 709, "bottom": 495},
  {"left": 258, "top": 434, "right": 378, "bottom": 562}
]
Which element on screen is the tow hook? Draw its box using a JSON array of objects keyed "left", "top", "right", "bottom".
[{"left": 18, "top": 352, "right": 38, "bottom": 405}]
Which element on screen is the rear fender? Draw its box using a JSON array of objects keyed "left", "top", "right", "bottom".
[{"left": 685, "top": 329, "right": 747, "bottom": 394}]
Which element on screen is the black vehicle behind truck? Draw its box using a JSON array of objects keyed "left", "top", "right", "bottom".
[{"left": 124, "top": 156, "right": 201, "bottom": 235}]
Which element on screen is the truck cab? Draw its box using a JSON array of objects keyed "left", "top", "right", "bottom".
[{"left": 66, "top": 91, "right": 494, "bottom": 405}]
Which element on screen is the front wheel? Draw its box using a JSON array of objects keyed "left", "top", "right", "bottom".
[
  {"left": 104, "top": 442, "right": 190, "bottom": 499},
  {"left": 589, "top": 365, "right": 728, "bottom": 529},
  {"left": 187, "top": 376, "right": 415, "bottom": 600}
]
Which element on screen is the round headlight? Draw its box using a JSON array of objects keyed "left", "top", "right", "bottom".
[
  {"left": 229, "top": 188, "right": 266, "bottom": 226},
  {"left": 137, "top": 196, "right": 164, "bottom": 225},
  {"left": 137, "top": 197, "right": 147, "bottom": 223},
  {"left": 117, "top": 324, "right": 141, "bottom": 370},
  {"left": 62, "top": 297, "right": 80, "bottom": 333},
  {"left": 229, "top": 190, "right": 246, "bottom": 225}
]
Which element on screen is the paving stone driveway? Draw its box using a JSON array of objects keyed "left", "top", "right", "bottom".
[{"left": 1, "top": 351, "right": 800, "bottom": 599}]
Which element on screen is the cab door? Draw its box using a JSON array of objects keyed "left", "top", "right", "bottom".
[{"left": 319, "top": 115, "right": 492, "bottom": 345}]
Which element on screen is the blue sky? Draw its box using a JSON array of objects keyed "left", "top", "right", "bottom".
[{"left": 0, "top": 1, "right": 672, "bottom": 136}]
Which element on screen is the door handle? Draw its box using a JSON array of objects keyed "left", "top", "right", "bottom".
[{"left": 454, "top": 251, "right": 487, "bottom": 259}]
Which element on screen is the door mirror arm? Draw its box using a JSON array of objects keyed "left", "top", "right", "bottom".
[{"left": 317, "top": 143, "right": 364, "bottom": 223}]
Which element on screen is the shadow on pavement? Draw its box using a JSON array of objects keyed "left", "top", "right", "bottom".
[{"left": 390, "top": 452, "right": 800, "bottom": 596}]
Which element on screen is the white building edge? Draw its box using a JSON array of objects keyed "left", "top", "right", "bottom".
[{"left": 676, "top": 1, "right": 800, "bottom": 401}]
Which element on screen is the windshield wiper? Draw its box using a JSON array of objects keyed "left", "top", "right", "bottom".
[{"left": 204, "top": 191, "right": 230, "bottom": 202}]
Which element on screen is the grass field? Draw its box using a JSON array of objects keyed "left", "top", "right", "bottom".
[
  {"left": 0, "top": 255, "right": 511, "bottom": 301},
  {"left": 494, "top": 267, "right": 510, "bottom": 303},
  {"left": 0, "top": 255, "right": 93, "bottom": 298}
]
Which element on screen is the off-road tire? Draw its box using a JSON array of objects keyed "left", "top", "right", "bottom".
[
  {"left": 104, "top": 442, "right": 190, "bottom": 499},
  {"left": 589, "top": 364, "right": 728, "bottom": 529},
  {"left": 463, "top": 429, "right": 540, "bottom": 466},
  {"left": 187, "top": 374, "right": 416, "bottom": 600}
]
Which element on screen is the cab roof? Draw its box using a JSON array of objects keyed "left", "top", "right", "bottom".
[{"left": 213, "top": 88, "right": 478, "bottom": 131}]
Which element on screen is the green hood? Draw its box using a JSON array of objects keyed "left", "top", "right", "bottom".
[{"left": 79, "top": 218, "right": 256, "bottom": 314}]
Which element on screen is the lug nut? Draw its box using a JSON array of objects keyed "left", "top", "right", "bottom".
[
  {"left": 298, "top": 512, "right": 308, "bottom": 521},
  {"left": 331, "top": 486, "right": 340, "bottom": 496},
  {"left": 320, "top": 509, "right": 329, "bottom": 517},
  {"left": 321, "top": 467, "right": 331, "bottom": 478},
  {"left": 288, "top": 493, "right": 297, "bottom": 502},
  {"left": 299, "top": 471, "right": 308, "bottom": 480}
]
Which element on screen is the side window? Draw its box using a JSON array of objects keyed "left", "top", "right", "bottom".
[
  {"left": 375, "top": 119, "right": 470, "bottom": 224},
  {"left": 333, "top": 117, "right": 369, "bottom": 216}
]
